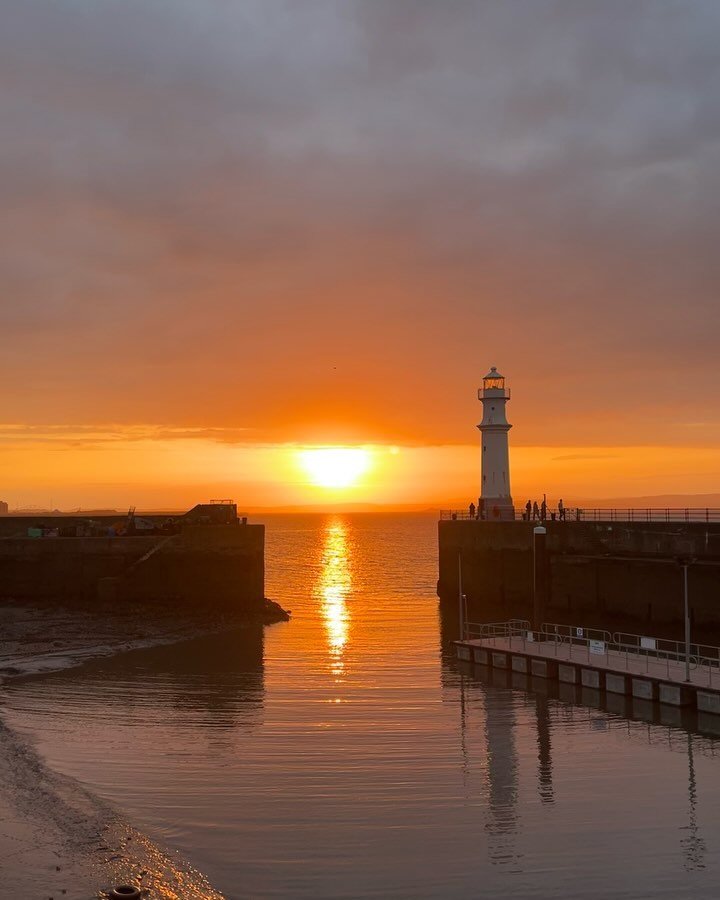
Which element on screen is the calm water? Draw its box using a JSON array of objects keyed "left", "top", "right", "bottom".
[{"left": 3, "top": 513, "right": 720, "bottom": 898}]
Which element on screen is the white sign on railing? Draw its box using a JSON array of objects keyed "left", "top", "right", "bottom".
[
  {"left": 576, "top": 627, "right": 584, "bottom": 638},
  {"left": 640, "top": 637, "right": 657, "bottom": 651},
  {"left": 590, "top": 640, "right": 606, "bottom": 655}
]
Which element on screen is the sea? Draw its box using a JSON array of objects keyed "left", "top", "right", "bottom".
[{"left": 2, "top": 513, "right": 720, "bottom": 899}]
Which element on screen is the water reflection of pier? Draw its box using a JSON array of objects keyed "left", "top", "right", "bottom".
[
  {"left": 462, "top": 676, "right": 554, "bottom": 867},
  {"left": 481, "top": 682, "right": 522, "bottom": 868},
  {"left": 440, "top": 597, "right": 713, "bottom": 873},
  {"left": 440, "top": 604, "right": 524, "bottom": 865},
  {"left": 452, "top": 651, "right": 713, "bottom": 873},
  {"left": 534, "top": 693, "right": 554, "bottom": 804}
]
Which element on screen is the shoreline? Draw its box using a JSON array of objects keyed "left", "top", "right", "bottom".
[
  {"left": 0, "top": 597, "right": 289, "bottom": 897},
  {"left": 0, "top": 596, "right": 288, "bottom": 682},
  {"left": 0, "top": 715, "right": 226, "bottom": 899}
]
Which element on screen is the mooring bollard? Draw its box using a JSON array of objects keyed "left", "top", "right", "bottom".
[{"left": 110, "top": 887, "right": 141, "bottom": 900}]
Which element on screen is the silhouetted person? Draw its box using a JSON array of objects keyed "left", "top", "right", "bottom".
[
  {"left": 525, "top": 500, "right": 532, "bottom": 521},
  {"left": 469, "top": 502, "right": 476, "bottom": 519},
  {"left": 558, "top": 498, "right": 565, "bottom": 521},
  {"left": 540, "top": 499, "right": 547, "bottom": 521},
  {"left": 532, "top": 501, "right": 539, "bottom": 521}
]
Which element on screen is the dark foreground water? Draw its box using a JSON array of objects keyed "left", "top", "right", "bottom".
[{"left": 3, "top": 514, "right": 720, "bottom": 898}]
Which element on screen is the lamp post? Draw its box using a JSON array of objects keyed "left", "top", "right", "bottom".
[
  {"left": 679, "top": 557, "right": 696, "bottom": 682},
  {"left": 533, "top": 526, "right": 547, "bottom": 634}
]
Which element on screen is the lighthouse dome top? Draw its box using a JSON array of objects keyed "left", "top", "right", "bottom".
[
  {"left": 482, "top": 366, "right": 507, "bottom": 392},
  {"left": 478, "top": 366, "right": 510, "bottom": 400}
]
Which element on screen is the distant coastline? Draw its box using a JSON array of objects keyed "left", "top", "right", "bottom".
[{"left": 5, "top": 494, "right": 719, "bottom": 517}]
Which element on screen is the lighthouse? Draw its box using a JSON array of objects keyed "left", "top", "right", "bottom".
[{"left": 478, "top": 367, "right": 514, "bottom": 520}]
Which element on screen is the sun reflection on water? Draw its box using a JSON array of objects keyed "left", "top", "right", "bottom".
[{"left": 317, "top": 519, "right": 351, "bottom": 677}]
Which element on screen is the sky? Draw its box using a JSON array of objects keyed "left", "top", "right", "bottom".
[{"left": 1, "top": 0, "right": 719, "bottom": 509}]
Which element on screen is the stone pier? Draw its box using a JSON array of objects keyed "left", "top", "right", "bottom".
[
  {"left": 438, "top": 519, "right": 720, "bottom": 638},
  {"left": 0, "top": 522, "right": 266, "bottom": 609}
]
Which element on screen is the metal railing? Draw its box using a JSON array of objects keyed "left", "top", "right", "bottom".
[
  {"left": 461, "top": 619, "right": 720, "bottom": 688},
  {"left": 441, "top": 508, "right": 720, "bottom": 523},
  {"left": 612, "top": 631, "right": 720, "bottom": 663},
  {"left": 465, "top": 619, "right": 531, "bottom": 640},
  {"left": 542, "top": 621, "right": 612, "bottom": 646}
]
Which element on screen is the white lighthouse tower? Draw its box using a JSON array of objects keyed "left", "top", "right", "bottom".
[{"left": 478, "top": 366, "right": 514, "bottom": 520}]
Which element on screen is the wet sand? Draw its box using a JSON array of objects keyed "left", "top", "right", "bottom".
[
  {"left": 0, "top": 597, "right": 286, "bottom": 679},
  {"left": 0, "top": 599, "right": 286, "bottom": 898},
  {"left": 0, "top": 716, "right": 224, "bottom": 899}
]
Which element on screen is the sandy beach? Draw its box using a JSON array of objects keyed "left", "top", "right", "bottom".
[
  {"left": 0, "top": 714, "right": 225, "bottom": 899},
  {"left": 0, "top": 598, "right": 285, "bottom": 899}
]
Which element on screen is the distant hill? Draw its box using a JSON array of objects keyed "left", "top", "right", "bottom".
[
  {"left": 573, "top": 494, "right": 720, "bottom": 509},
  {"left": 9, "top": 508, "right": 121, "bottom": 517},
  {"left": 243, "top": 502, "right": 438, "bottom": 514}
]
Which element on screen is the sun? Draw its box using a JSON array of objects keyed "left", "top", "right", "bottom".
[{"left": 299, "top": 447, "right": 372, "bottom": 489}]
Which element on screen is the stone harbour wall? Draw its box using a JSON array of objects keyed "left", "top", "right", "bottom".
[
  {"left": 438, "top": 520, "right": 720, "bottom": 640},
  {"left": 0, "top": 523, "right": 265, "bottom": 608}
]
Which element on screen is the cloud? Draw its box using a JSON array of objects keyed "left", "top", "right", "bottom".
[
  {"left": 551, "top": 453, "right": 621, "bottom": 462},
  {"left": 0, "top": 0, "right": 718, "bottom": 449},
  {"left": 0, "top": 423, "right": 252, "bottom": 449}
]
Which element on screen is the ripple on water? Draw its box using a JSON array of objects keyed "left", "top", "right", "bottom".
[{"left": 2, "top": 514, "right": 720, "bottom": 899}]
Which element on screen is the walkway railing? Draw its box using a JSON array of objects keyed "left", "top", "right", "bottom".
[
  {"left": 462, "top": 619, "right": 720, "bottom": 688},
  {"left": 441, "top": 508, "right": 720, "bottom": 523},
  {"left": 465, "top": 619, "right": 531, "bottom": 640}
]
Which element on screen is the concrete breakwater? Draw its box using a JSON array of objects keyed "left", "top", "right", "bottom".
[
  {"left": 438, "top": 520, "right": 720, "bottom": 639},
  {"left": 0, "top": 517, "right": 269, "bottom": 611}
]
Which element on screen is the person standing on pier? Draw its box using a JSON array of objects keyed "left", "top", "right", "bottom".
[
  {"left": 558, "top": 498, "right": 565, "bottom": 521},
  {"left": 540, "top": 498, "right": 547, "bottom": 521},
  {"left": 532, "top": 501, "right": 539, "bottom": 521},
  {"left": 525, "top": 500, "right": 532, "bottom": 521},
  {"left": 469, "top": 501, "right": 476, "bottom": 519}
]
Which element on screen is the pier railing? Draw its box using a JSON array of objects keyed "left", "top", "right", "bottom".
[
  {"left": 462, "top": 619, "right": 720, "bottom": 688},
  {"left": 465, "top": 619, "right": 531, "bottom": 640},
  {"left": 441, "top": 507, "right": 720, "bottom": 523}
]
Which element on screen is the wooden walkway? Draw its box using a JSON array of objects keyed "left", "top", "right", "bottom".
[{"left": 455, "top": 634, "right": 720, "bottom": 713}]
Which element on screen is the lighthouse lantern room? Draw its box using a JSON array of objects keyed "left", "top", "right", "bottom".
[{"left": 477, "top": 366, "right": 514, "bottom": 520}]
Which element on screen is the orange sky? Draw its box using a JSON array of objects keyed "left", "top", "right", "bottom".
[
  {"left": 1, "top": 426, "right": 719, "bottom": 511},
  {"left": 1, "top": 2, "right": 719, "bottom": 510}
]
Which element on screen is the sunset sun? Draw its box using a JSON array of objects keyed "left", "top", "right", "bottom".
[{"left": 299, "top": 448, "right": 372, "bottom": 489}]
